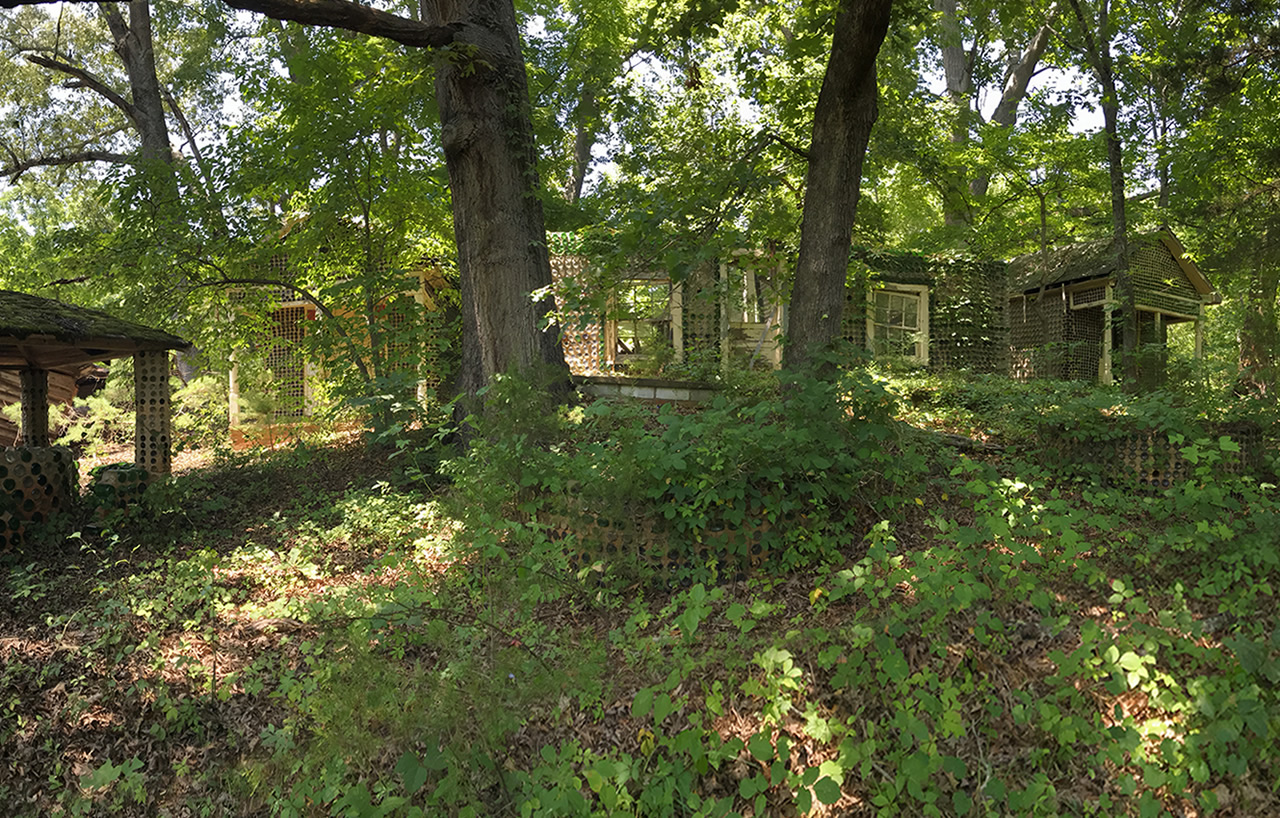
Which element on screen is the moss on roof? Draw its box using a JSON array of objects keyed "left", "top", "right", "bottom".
[
  {"left": 1005, "top": 231, "right": 1214, "bottom": 294},
  {"left": 0, "top": 290, "right": 189, "bottom": 350},
  {"left": 1007, "top": 237, "right": 1124, "bottom": 292}
]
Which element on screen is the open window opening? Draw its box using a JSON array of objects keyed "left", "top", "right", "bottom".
[{"left": 607, "top": 279, "right": 672, "bottom": 370}]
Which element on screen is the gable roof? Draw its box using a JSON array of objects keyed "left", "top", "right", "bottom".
[
  {"left": 0, "top": 290, "right": 190, "bottom": 372},
  {"left": 1009, "top": 230, "right": 1213, "bottom": 295}
]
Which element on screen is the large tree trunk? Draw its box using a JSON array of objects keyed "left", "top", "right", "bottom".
[
  {"left": 217, "top": 0, "right": 571, "bottom": 402},
  {"left": 102, "top": 1, "right": 172, "bottom": 164},
  {"left": 425, "top": 0, "right": 569, "bottom": 402},
  {"left": 1238, "top": 263, "right": 1280, "bottom": 397},
  {"left": 783, "top": 0, "right": 893, "bottom": 374},
  {"left": 937, "top": 0, "right": 973, "bottom": 227}
]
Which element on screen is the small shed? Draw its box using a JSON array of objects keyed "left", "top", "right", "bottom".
[
  {"left": 0, "top": 291, "right": 190, "bottom": 546},
  {"left": 1007, "top": 231, "right": 1215, "bottom": 384},
  {"left": 0, "top": 289, "right": 190, "bottom": 465}
]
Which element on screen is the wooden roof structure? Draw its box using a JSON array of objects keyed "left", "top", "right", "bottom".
[
  {"left": 1008, "top": 231, "right": 1214, "bottom": 296},
  {"left": 0, "top": 289, "right": 190, "bottom": 373}
]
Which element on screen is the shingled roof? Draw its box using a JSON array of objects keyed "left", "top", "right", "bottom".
[
  {"left": 0, "top": 290, "right": 190, "bottom": 372},
  {"left": 1008, "top": 231, "right": 1213, "bottom": 295}
]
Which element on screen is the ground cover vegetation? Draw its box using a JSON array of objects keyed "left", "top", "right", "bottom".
[{"left": 1, "top": 365, "right": 1278, "bottom": 816}]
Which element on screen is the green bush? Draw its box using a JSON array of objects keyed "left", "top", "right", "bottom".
[
  {"left": 173, "top": 375, "right": 231, "bottom": 451},
  {"left": 450, "top": 367, "right": 923, "bottom": 580}
]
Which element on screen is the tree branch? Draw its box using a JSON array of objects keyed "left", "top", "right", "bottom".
[
  {"left": 765, "top": 129, "right": 810, "bottom": 161},
  {"left": 2, "top": 150, "right": 135, "bottom": 180},
  {"left": 24, "top": 53, "right": 137, "bottom": 123},
  {"left": 163, "top": 87, "right": 205, "bottom": 166},
  {"left": 0, "top": 0, "right": 467, "bottom": 50},
  {"left": 220, "top": 0, "right": 464, "bottom": 49}
]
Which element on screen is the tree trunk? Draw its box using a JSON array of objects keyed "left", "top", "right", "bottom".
[
  {"left": 783, "top": 0, "right": 893, "bottom": 374},
  {"left": 1068, "top": 0, "right": 1135, "bottom": 387},
  {"left": 220, "top": 0, "right": 571, "bottom": 402},
  {"left": 102, "top": 1, "right": 172, "bottom": 164},
  {"left": 1238, "top": 263, "right": 1280, "bottom": 397},
  {"left": 426, "top": 0, "right": 569, "bottom": 402},
  {"left": 937, "top": 0, "right": 973, "bottom": 227},
  {"left": 969, "top": 12, "right": 1056, "bottom": 198},
  {"left": 565, "top": 86, "right": 596, "bottom": 204}
]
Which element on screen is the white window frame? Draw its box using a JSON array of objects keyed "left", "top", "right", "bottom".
[{"left": 867, "top": 283, "right": 929, "bottom": 364}]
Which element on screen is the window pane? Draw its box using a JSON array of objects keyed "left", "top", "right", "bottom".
[{"left": 870, "top": 288, "right": 924, "bottom": 360}]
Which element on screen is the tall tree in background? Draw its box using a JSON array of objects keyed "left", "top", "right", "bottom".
[
  {"left": 209, "top": 0, "right": 572, "bottom": 402},
  {"left": 1063, "top": 0, "right": 1137, "bottom": 385},
  {"left": 0, "top": 0, "right": 175, "bottom": 177},
  {"left": 1170, "top": 11, "right": 1280, "bottom": 395},
  {"left": 783, "top": 0, "right": 894, "bottom": 372},
  {"left": 932, "top": 0, "right": 1059, "bottom": 230}
]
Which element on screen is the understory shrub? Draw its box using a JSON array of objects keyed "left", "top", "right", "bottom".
[{"left": 449, "top": 367, "right": 926, "bottom": 581}]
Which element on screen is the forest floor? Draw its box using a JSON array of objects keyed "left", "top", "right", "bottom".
[{"left": 1, "top": 380, "right": 1278, "bottom": 817}]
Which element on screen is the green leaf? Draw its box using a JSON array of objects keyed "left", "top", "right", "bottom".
[
  {"left": 395, "top": 751, "right": 430, "bottom": 794},
  {"left": 813, "top": 776, "right": 842, "bottom": 805},
  {"left": 632, "top": 687, "right": 654, "bottom": 719},
  {"left": 901, "top": 751, "right": 931, "bottom": 780},
  {"left": 985, "top": 776, "right": 1006, "bottom": 801},
  {"left": 881, "top": 650, "right": 910, "bottom": 683},
  {"left": 747, "top": 732, "right": 774, "bottom": 762},
  {"left": 599, "top": 782, "right": 619, "bottom": 810},
  {"left": 941, "top": 756, "right": 968, "bottom": 779},
  {"left": 82, "top": 760, "right": 122, "bottom": 790},
  {"left": 652, "top": 692, "right": 674, "bottom": 725},
  {"left": 796, "top": 786, "right": 813, "bottom": 813},
  {"left": 1225, "top": 635, "right": 1269, "bottom": 677},
  {"left": 1118, "top": 651, "right": 1145, "bottom": 672},
  {"left": 952, "top": 790, "right": 973, "bottom": 815}
]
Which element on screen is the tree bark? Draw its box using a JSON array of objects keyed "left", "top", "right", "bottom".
[
  {"left": 424, "top": 0, "right": 568, "bottom": 402},
  {"left": 937, "top": 0, "right": 973, "bottom": 227},
  {"left": 783, "top": 0, "right": 893, "bottom": 374},
  {"left": 565, "top": 85, "right": 596, "bottom": 204},
  {"left": 102, "top": 1, "right": 172, "bottom": 164}
]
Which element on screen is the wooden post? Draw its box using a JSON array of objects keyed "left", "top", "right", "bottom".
[
  {"left": 719, "top": 261, "right": 730, "bottom": 373},
  {"left": 228, "top": 352, "right": 241, "bottom": 429},
  {"left": 19, "top": 368, "right": 49, "bottom": 447},
  {"left": 1101, "top": 284, "right": 1114, "bottom": 385},
  {"left": 670, "top": 282, "right": 684, "bottom": 363},
  {"left": 1194, "top": 304, "right": 1204, "bottom": 359},
  {"left": 603, "top": 292, "right": 618, "bottom": 370}
]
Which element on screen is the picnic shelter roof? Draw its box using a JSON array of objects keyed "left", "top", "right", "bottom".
[{"left": 0, "top": 290, "right": 190, "bottom": 373}]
